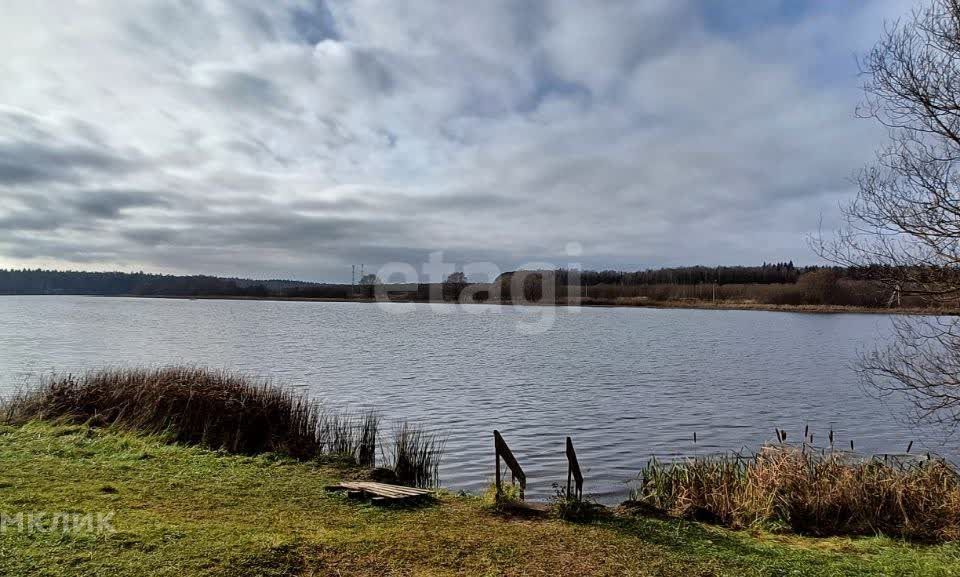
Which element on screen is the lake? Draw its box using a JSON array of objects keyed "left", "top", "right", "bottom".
[{"left": 0, "top": 295, "right": 948, "bottom": 502}]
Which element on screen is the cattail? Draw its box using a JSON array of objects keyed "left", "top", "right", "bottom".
[
  {"left": 693, "top": 431, "right": 697, "bottom": 444},
  {"left": 829, "top": 429, "right": 834, "bottom": 446},
  {"left": 850, "top": 439, "right": 855, "bottom": 451},
  {"left": 804, "top": 424, "right": 809, "bottom": 439},
  {"left": 906, "top": 441, "right": 913, "bottom": 453}
]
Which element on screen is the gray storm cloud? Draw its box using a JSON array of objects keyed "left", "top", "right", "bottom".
[{"left": 0, "top": 0, "right": 914, "bottom": 281}]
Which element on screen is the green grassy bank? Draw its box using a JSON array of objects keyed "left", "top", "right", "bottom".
[{"left": 1, "top": 423, "right": 958, "bottom": 576}]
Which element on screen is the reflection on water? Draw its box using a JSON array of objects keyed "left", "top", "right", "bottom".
[{"left": 0, "top": 296, "right": 947, "bottom": 502}]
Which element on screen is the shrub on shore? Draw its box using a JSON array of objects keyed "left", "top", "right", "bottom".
[
  {"left": 632, "top": 445, "right": 960, "bottom": 541},
  {"left": 0, "top": 367, "right": 448, "bottom": 485},
  {"left": 550, "top": 483, "right": 603, "bottom": 522},
  {"left": 483, "top": 481, "right": 523, "bottom": 511}
]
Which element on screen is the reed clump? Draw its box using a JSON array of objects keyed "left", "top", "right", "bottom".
[
  {"left": 0, "top": 367, "right": 384, "bottom": 468},
  {"left": 633, "top": 446, "right": 960, "bottom": 541},
  {"left": 321, "top": 410, "right": 380, "bottom": 467},
  {"left": 388, "top": 421, "right": 445, "bottom": 488},
  {"left": 0, "top": 366, "right": 450, "bottom": 486},
  {"left": 1, "top": 367, "right": 325, "bottom": 458}
]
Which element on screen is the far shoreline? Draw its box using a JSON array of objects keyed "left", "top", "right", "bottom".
[{"left": 39, "top": 293, "right": 960, "bottom": 316}]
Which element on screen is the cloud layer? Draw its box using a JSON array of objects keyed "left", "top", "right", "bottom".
[{"left": 0, "top": 0, "right": 914, "bottom": 280}]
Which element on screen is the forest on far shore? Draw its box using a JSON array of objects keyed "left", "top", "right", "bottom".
[
  {"left": 0, "top": 262, "right": 807, "bottom": 296},
  {"left": 0, "top": 263, "right": 941, "bottom": 310}
]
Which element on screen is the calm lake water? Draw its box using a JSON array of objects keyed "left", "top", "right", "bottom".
[{"left": 0, "top": 296, "right": 950, "bottom": 502}]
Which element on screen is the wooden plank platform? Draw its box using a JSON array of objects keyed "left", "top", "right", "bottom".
[{"left": 325, "top": 481, "right": 434, "bottom": 502}]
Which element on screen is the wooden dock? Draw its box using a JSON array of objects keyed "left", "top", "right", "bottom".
[{"left": 326, "top": 481, "right": 434, "bottom": 503}]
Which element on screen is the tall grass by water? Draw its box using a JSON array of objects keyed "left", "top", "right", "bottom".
[
  {"left": 389, "top": 421, "right": 445, "bottom": 488},
  {"left": 321, "top": 410, "right": 381, "bottom": 467},
  {"left": 0, "top": 366, "right": 442, "bottom": 486},
  {"left": 633, "top": 444, "right": 960, "bottom": 541}
]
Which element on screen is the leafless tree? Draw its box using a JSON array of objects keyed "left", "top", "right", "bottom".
[
  {"left": 443, "top": 272, "right": 468, "bottom": 301},
  {"left": 820, "top": 0, "right": 960, "bottom": 428}
]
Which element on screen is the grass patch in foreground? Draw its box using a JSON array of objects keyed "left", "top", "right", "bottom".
[{"left": 0, "top": 423, "right": 958, "bottom": 576}]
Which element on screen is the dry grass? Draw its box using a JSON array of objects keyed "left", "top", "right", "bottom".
[
  {"left": 1, "top": 366, "right": 329, "bottom": 459},
  {"left": 579, "top": 279, "right": 894, "bottom": 307},
  {"left": 633, "top": 445, "right": 960, "bottom": 541},
  {"left": 0, "top": 367, "right": 450, "bottom": 488}
]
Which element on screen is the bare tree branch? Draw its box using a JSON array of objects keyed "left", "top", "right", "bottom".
[{"left": 820, "top": 0, "right": 960, "bottom": 430}]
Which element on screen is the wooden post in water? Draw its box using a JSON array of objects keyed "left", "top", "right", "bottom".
[
  {"left": 565, "top": 436, "right": 583, "bottom": 501},
  {"left": 494, "top": 430, "right": 526, "bottom": 500}
]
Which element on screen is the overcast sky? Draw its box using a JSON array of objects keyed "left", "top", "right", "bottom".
[{"left": 0, "top": 0, "right": 916, "bottom": 281}]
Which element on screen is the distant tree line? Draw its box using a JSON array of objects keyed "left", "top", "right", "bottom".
[
  {"left": 0, "top": 269, "right": 311, "bottom": 297},
  {"left": 550, "top": 262, "right": 805, "bottom": 286},
  {"left": 282, "top": 284, "right": 354, "bottom": 299},
  {"left": 3, "top": 264, "right": 935, "bottom": 307},
  {"left": 492, "top": 267, "right": 914, "bottom": 308}
]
